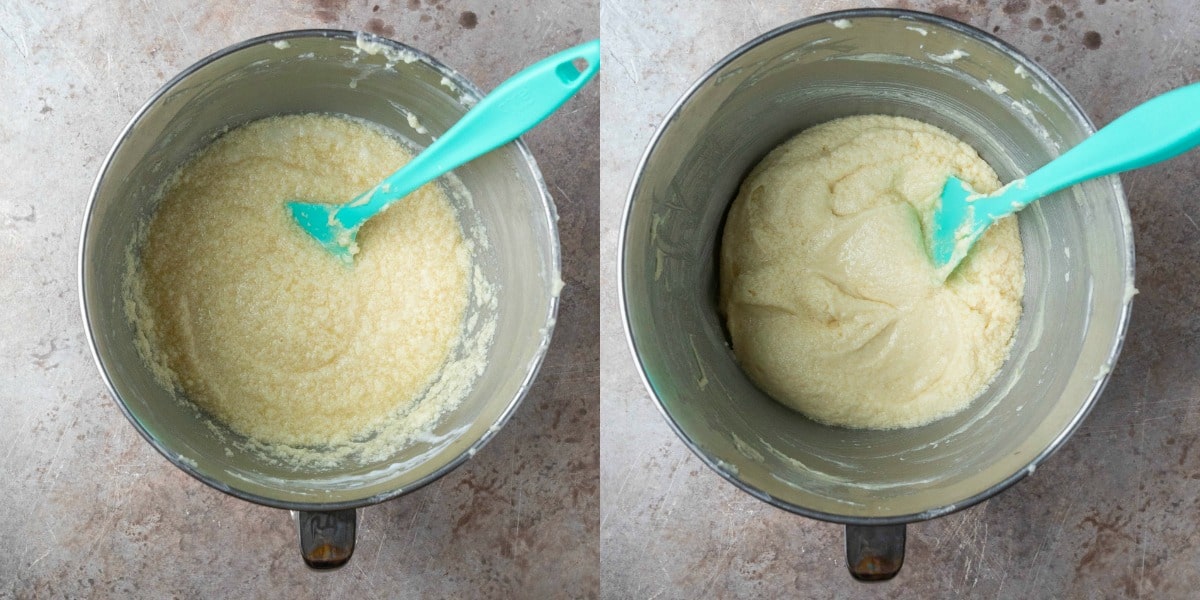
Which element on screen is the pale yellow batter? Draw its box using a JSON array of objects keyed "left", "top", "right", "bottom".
[
  {"left": 720, "top": 115, "right": 1024, "bottom": 429},
  {"left": 126, "top": 114, "right": 474, "bottom": 451}
]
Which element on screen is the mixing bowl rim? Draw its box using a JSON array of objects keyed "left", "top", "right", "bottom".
[
  {"left": 79, "top": 29, "right": 561, "bottom": 512},
  {"left": 618, "top": 8, "right": 1135, "bottom": 525}
]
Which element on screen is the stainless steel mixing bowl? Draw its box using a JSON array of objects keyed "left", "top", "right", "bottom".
[
  {"left": 80, "top": 30, "right": 560, "bottom": 569},
  {"left": 620, "top": 9, "right": 1134, "bottom": 580}
]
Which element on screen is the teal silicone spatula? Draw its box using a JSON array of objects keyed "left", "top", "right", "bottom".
[
  {"left": 288, "top": 39, "right": 601, "bottom": 262},
  {"left": 929, "top": 81, "right": 1200, "bottom": 278}
]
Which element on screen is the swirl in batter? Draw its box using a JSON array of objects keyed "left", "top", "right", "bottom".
[
  {"left": 127, "top": 114, "right": 472, "bottom": 450},
  {"left": 720, "top": 115, "right": 1024, "bottom": 429}
]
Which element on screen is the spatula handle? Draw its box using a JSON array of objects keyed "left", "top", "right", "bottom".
[
  {"left": 1017, "top": 81, "right": 1200, "bottom": 204},
  {"left": 338, "top": 39, "right": 601, "bottom": 227}
]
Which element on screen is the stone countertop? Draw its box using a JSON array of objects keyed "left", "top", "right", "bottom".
[
  {"left": 600, "top": 0, "right": 1200, "bottom": 598},
  {"left": 1, "top": 0, "right": 597, "bottom": 597}
]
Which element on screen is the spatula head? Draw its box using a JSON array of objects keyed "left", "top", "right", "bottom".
[
  {"left": 286, "top": 201, "right": 359, "bottom": 264},
  {"left": 929, "top": 176, "right": 976, "bottom": 270},
  {"left": 930, "top": 176, "right": 1028, "bottom": 279}
]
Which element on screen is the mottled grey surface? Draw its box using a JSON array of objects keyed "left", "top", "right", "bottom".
[
  {"left": 601, "top": 0, "right": 1200, "bottom": 598},
  {"left": 1, "top": 0, "right": 597, "bottom": 598}
]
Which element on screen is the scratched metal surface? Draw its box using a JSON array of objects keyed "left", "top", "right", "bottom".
[
  {"left": 601, "top": 0, "right": 1200, "bottom": 597},
  {"left": 0, "top": 0, "right": 597, "bottom": 597}
]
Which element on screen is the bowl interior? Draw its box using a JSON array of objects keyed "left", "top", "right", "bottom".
[
  {"left": 622, "top": 12, "right": 1133, "bottom": 520},
  {"left": 81, "top": 31, "right": 559, "bottom": 509}
]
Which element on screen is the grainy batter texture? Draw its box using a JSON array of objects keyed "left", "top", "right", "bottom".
[
  {"left": 720, "top": 115, "right": 1024, "bottom": 429},
  {"left": 128, "top": 114, "right": 470, "bottom": 449}
]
